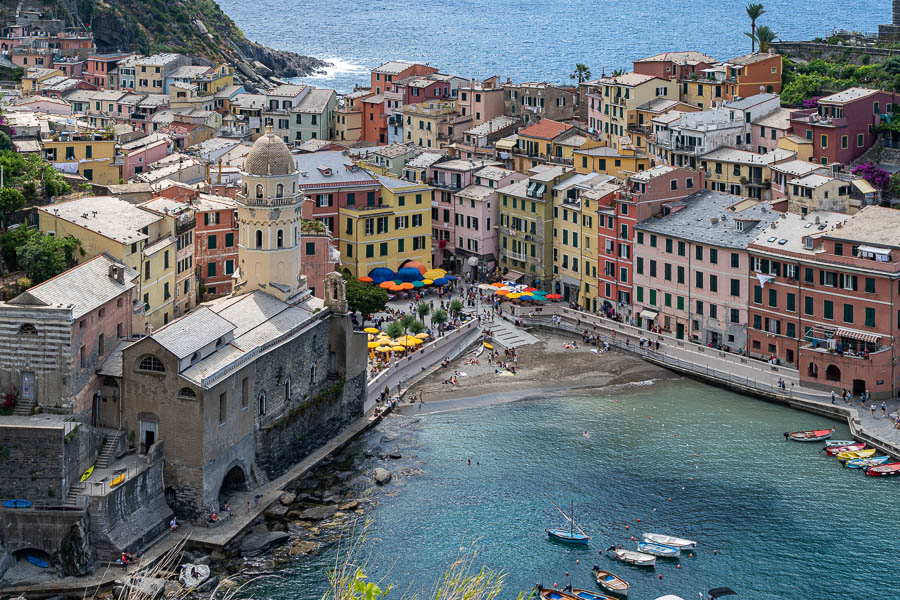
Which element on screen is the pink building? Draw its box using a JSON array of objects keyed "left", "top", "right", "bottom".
[
  {"left": 458, "top": 77, "right": 506, "bottom": 126},
  {"left": 301, "top": 226, "right": 338, "bottom": 299},
  {"left": 633, "top": 191, "right": 778, "bottom": 346},
  {"left": 428, "top": 158, "right": 503, "bottom": 270},
  {"left": 453, "top": 165, "right": 527, "bottom": 280},
  {"left": 119, "top": 133, "right": 172, "bottom": 181},
  {"left": 750, "top": 107, "right": 793, "bottom": 154}
]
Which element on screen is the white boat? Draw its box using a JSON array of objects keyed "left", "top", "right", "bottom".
[
  {"left": 637, "top": 541, "right": 680, "bottom": 558},
  {"left": 642, "top": 533, "right": 697, "bottom": 549},
  {"left": 179, "top": 563, "right": 210, "bottom": 589},
  {"left": 612, "top": 548, "right": 656, "bottom": 567}
]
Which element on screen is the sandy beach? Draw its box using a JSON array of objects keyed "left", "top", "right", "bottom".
[{"left": 397, "top": 330, "right": 677, "bottom": 415}]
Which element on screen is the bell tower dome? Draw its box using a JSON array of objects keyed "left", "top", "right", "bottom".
[{"left": 232, "top": 126, "right": 308, "bottom": 303}]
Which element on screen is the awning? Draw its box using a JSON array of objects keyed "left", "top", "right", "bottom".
[
  {"left": 639, "top": 309, "right": 658, "bottom": 321},
  {"left": 852, "top": 179, "right": 877, "bottom": 195},
  {"left": 467, "top": 255, "right": 479, "bottom": 266},
  {"left": 495, "top": 139, "right": 517, "bottom": 151},
  {"left": 505, "top": 270, "right": 525, "bottom": 282},
  {"left": 857, "top": 245, "right": 890, "bottom": 255},
  {"left": 836, "top": 327, "right": 880, "bottom": 344}
]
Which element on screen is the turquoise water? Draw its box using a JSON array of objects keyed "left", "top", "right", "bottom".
[
  {"left": 246, "top": 380, "right": 899, "bottom": 599},
  {"left": 218, "top": 0, "right": 883, "bottom": 92}
]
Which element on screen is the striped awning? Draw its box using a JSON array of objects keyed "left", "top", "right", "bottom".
[
  {"left": 836, "top": 327, "right": 880, "bottom": 343},
  {"left": 639, "top": 309, "right": 659, "bottom": 321}
]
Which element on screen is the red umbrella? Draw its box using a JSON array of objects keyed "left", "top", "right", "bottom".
[
  {"left": 524, "top": 287, "right": 537, "bottom": 292},
  {"left": 546, "top": 294, "right": 563, "bottom": 300},
  {"left": 358, "top": 276, "right": 374, "bottom": 283}
]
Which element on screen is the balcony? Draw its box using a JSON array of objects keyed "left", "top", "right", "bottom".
[
  {"left": 242, "top": 196, "right": 300, "bottom": 207},
  {"left": 345, "top": 203, "right": 392, "bottom": 213},
  {"left": 670, "top": 141, "right": 708, "bottom": 155}
]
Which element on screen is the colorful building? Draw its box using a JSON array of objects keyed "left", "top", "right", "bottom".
[
  {"left": 339, "top": 175, "right": 432, "bottom": 278},
  {"left": 633, "top": 191, "right": 778, "bottom": 344},
  {"left": 595, "top": 72, "right": 676, "bottom": 150},
  {"left": 699, "top": 147, "right": 795, "bottom": 200},
  {"left": 458, "top": 77, "right": 506, "bottom": 126},
  {"left": 633, "top": 51, "right": 719, "bottom": 83},
  {"left": 503, "top": 82, "right": 577, "bottom": 124},
  {"left": 574, "top": 139, "right": 649, "bottom": 178},
  {"left": 191, "top": 193, "right": 238, "bottom": 297},
  {"left": 42, "top": 132, "right": 118, "bottom": 184},
  {"left": 139, "top": 197, "right": 197, "bottom": 318},
  {"left": 289, "top": 88, "right": 337, "bottom": 144},
  {"left": 336, "top": 89, "right": 371, "bottom": 143}
]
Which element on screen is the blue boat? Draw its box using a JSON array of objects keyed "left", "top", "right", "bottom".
[
  {"left": 545, "top": 496, "right": 590, "bottom": 545},
  {"left": 3, "top": 499, "right": 31, "bottom": 509},
  {"left": 569, "top": 588, "right": 615, "bottom": 600},
  {"left": 846, "top": 455, "right": 890, "bottom": 469},
  {"left": 26, "top": 555, "right": 49, "bottom": 568},
  {"left": 636, "top": 540, "right": 680, "bottom": 557}
]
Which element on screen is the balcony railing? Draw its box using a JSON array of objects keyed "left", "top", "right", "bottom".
[{"left": 242, "top": 196, "right": 299, "bottom": 207}]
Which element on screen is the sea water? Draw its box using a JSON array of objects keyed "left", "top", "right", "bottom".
[
  {"left": 218, "top": 0, "right": 883, "bottom": 93},
  {"left": 244, "top": 379, "right": 899, "bottom": 599}
]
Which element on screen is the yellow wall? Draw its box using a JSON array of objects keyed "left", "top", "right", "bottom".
[
  {"left": 42, "top": 139, "right": 119, "bottom": 185},
  {"left": 405, "top": 113, "right": 442, "bottom": 149},
  {"left": 340, "top": 183, "right": 433, "bottom": 277},
  {"left": 677, "top": 79, "right": 726, "bottom": 108},
  {"left": 337, "top": 110, "right": 362, "bottom": 142},
  {"left": 778, "top": 137, "right": 815, "bottom": 163},
  {"left": 599, "top": 79, "right": 676, "bottom": 150},
  {"left": 553, "top": 197, "right": 598, "bottom": 311},
  {"left": 37, "top": 209, "right": 177, "bottom": 328},
  {"left": 22, "top": 69, "right": 63, "bottom": 93}
]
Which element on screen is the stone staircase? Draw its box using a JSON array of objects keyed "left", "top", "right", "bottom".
[
  {"left": 13, "top": 398, "right": 35, "bottom": 416},
  {"left": 95, "top": 431, "right": 123, "bottom": 469},
  {"left": 65, "top": 482, "right": 85, "bottom": 506}
]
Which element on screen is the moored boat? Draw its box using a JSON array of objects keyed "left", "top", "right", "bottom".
[
  {"left": 610, "top": 548, "right": 656, "bottom": 566},
  {"left": 536, "top": 586, "right": 580, "bottom": 600},
  {"left": 592, "top": 566, "right": 629, "bottom": 597},
  {"left": 569, "top": 589, "right": 616, "bottom": 600},
  {"left": 825, "top": 442, "right": 865, "bottom": 456},
  {"left": 824, "top": 440, "right": 855, "bottom": 447},
  {"left": 642, "top": 533, "right": 696, "bottom": 549},
  {"left": 865, "top": 462, "right": 900, "bottom": 476},
  {"left": 845, "top": 456, "right": 890, "bottom": 469},
  {"left": 545, "top": 496, "right": 590, "bottom": 545},
  {"left": 786, "top": 428, "right": 833, "bottom": 442},
  {"left": 637, "top": 541, "right": 680, "bottom": 558},
  {"left": 836, "top": 448, "right": 875, "bottom": 462}
]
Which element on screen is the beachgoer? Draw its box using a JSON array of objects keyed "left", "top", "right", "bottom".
[
  {"left": 831, "top": 391, "right": 836, "bottom": 404},
  {"left": 882, "top": 401, "right": 887, "bottom": 417},
  {"left": 871, "top": 403, "right": 876, "bottom": 418},
  {"left": 170, "top": 516, "right": 178, "bottom": 531}
]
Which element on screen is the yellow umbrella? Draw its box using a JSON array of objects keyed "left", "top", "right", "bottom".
[
  {"left": 393, "top": 338, "right": 411, "bottom": 346},
  {"left": 367, "top": 334, "right": 375, "bottom": 340},
  {"left": 376, "top": 346, "right": 392, "bottom": 352},
  {"left": 423, "top": 269, "right": 445, "bottom": 279},
  {"left": 406, "top": 338, "right": 424, "bottom": 345},
  {"left": 415, "top": 333, "right": 430, "bottom": 339},
  {"left": 367, "top": 341, "right": 380, "bottom": 348},
  {"left": 508, "top": 293, "right": 523, "bottom": 299},
  {"left": 364, "top": 327, "right": 379, "bottom": 334},
  {"left": 390, "top": 346, "right": 406, "bottom": 352}
]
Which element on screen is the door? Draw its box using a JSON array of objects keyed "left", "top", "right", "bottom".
[
  {"left": 676, "top": 323, "right": 685, "bottom": 340},
  {"left": 21, "top": 372, "right": 35, "bottom": 401},
  {"left": 140, "top": 420, "right": 158, "bottom": 454}
]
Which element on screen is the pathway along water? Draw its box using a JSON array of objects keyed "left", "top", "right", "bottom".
[{"left": 244, "top": 378, "right": 898, "bottom": 599}]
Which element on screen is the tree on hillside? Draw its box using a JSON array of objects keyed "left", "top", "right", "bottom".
[
  {"left": 570, "top": 63, "right": 592, "bottom": 84},
  {"left": 16, "top": 233, "right": 80, "bottom": 284},
  {"left": 746, "top": 3, "right": 766, "bottom": 52},
  {"left": 342, "top": 273, "right": 388, "bottom": 320},
  {"left": 0, "top": 187, "right": 25, "bottom": 230},
  {"left": 755, "top": 25, "right": 778, "bottom": 53}
]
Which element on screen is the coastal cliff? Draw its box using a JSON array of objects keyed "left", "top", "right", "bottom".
[{"left": 0, "top": 0, "right": 328, "bottom": 81}]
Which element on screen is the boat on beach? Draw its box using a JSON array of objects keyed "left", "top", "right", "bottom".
[
  {"left": 637, "top": 541, "right": 680, "bottom": 557},
  {"left": 845, "top": 456, "right": 889, "bottom": 469},
  {"left": 610, "top": 548, "right": 656, "bottom": 566},
  {"left": 786, "top": 428, "right": 833, "bottom": 442},
  {"left": 825, "top": 442, "right": 865, "bottom": 455},
  {"left": 836, "top": 448, "right": 875, "bottom": 462},
  {"left": 865, "top": 462, "right": 900, "bottom": 476},
  {"left": 544, "top": 496, "right": 590, "bottom": 544},
  {"left": 591, "top": 566, "right": 629, "bottom": 597},
  {"left": 642, "top": 533, "right": 696, "bottom": 549}
]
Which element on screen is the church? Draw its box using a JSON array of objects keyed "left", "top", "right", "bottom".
[{"left": 109, "top": 128, "right": 367, "bottom": 519}]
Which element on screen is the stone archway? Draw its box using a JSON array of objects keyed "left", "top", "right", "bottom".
[
  {"left": 218, "top": 462, "right": 248, "bottom": 505},
  {"left": 825, "top": 364, "right": 841, "bottom": 382}
]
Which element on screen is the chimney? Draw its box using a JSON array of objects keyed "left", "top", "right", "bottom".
[
  {"left": 815, "top": 216, "right": 820, "bottom": 224},
  {"left": 108, "top": 264, "right": 124, "bottom": 283}
]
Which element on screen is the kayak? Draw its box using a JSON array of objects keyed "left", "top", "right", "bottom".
[
  {"left": 80, "top": 465, "right": 94, "bottom": 482},
  {"left": 845, "top": 456, "right": 890, "bottom": 469}
]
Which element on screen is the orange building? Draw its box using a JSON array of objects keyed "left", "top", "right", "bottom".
[
  {"left": 716, "top": 53, "right": 783, "bottom": 100},
  {"left": 362, "top": 61, "right": 442, "bottom": 144}
]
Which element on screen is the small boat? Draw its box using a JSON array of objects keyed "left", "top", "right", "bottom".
[
  {"left": 637, "top": 541, "right": 680, "bottom": 558},
  {"left": 836, "top": 448, "right": 875, "bottom": 462},
  {"left": 707, "top": 587, "right": 738, "bottom": 600},
  {"left": 26, "top": 555, "right": 49, "bottom": 568},
  {"left": 592, "top": 566, "right": 629, "bottom": 597},
  {"left": 179, "top": 563, "right": 211, "bottom": 589},
  {"left": 79, "top": 465, "right": 94, "bottom": 482},
  {"left": 642, "top": 533, "right": 696, "bottom": 550},
  {"left": 845, "top": 456, "right": 890, "bottom": 469},
  {"left": 570, "top": 589, "right": 615, "bottom": 600},
  {"left": 786, "top": 428, "right": 833, "bottom": 442},
  {"left": 825, "top": 442, "right": 866, "bottom": 456},
  {"left": 824, "top": 440, "right": 855, "bottom": 447},
  {"left": 545, "top": 495, "right": 590, "bottom": 545},
  {"left": 536, "top": 586, "right": 579, "bottom": 600},
  {"left": 866, "top": 462, "right": 900, "bottom": 476},
  {"left": 610, "top": 548, "right": 656, "bottom": 567}
]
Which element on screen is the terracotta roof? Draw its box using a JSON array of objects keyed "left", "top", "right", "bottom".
[{"left": 517, "top": 119, "right": 572, "bottom": 140}]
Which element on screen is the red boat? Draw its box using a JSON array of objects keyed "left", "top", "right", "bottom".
[
  {"left": 865, "top": 462, "right": 900, "bottom": 476},
  {"left": 825, "top": 442, "right": 865, "bottom": 456},
  {"left": 786, "top": 428, "right": 833, "bottom": 442}
]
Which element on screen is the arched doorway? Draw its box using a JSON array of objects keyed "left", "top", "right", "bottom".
[
  {"left": 14, "top": 548, "right": 53, "bottom": 569},
  {"left": 807, "top": 362, "right": 818, "bottom": 378},
  {"left": 825, "top": 364, "right": 841, "bottom": 382},
  {"left": 219, "top": 464, "right": 247, "bottom": 504}
]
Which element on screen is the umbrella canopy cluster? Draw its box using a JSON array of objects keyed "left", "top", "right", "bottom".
[
  {"left": 367, "top": 329, "right": 429, "bottom": 355},
  {"left": 359, "top": 266, "right": 452, "bottom": 292},
  {"left": 487, "top": 282, "right": 560, "bottom": 302}
]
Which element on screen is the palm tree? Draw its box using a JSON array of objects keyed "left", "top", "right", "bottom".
[
  {"left": 570, "top": 63, "right": 592, "bottom": 84},
  {"left": 416, "top": 302, "right": 430, "bottom": 325},
  {"left": 408, "top": 320, "right": 425, "bottom": 336},
  {"left": 385, "top": 320, "right": 404, "bottom": 340},
  {"left": 449, "top": 299, "right": 464, "bottom": 318},
  {"left": 610, "top": 69, "right": 625, "bottom": 77},
  {"left": 755, "top": 25, "right": 778, "bottom": 53},
  {"left": 400, "top": 314, "right": 417, "bottom": 335},
  {"left": 746, "top": 3, "right": 766, "bottom": 52},
  {"left": 431, "top": 309, "right": 448, "bottom": 336}
]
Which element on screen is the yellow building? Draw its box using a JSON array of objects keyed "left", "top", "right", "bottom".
[
  {"left": 511, "top": 119, "right": 588, "bottom": 173},
  {"left": 134, "top": 53, "right": 187, "bottom": 94},
  {"left": 339, "top": 175, "right": 432, "bottom": 277},
  {"left": 699, "top": 147, "right": 796, "bottom": 200},
  {"left": 22, "top": 67, "right": 63, "bottom": 94},
  {"left": 336, "top": 89, "right": 370, "bottom": 142},
  {"left": 778, "top": 134, "right": 815, "bottom": 162},
  {"left": 597, "top": 73, "right": 676, "bottom": 150},
  {"left": 41, "top": 133, "right": 119, "bottom": 185},
  {"left": 574, "top": 138, "right": 649, "bottom": 178},
  {"left": 677, "top": 78, "right": 727, "bottom": 109},
  {"left": 552, "top": 174, "right": 619, "bottom": 312},
  {"left": 403, "top": 100, "right": 458, "bottom": 150},
  {"left": 37, "top": 196, "right": 178, "bottom": 328}
]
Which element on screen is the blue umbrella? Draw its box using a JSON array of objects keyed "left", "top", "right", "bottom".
[
  {"left": 433, "top": 277, "right": 448, "bottom": 286},
  {"left": 397, "top": 267, "right": 425, "bottom": 283},
  {"left": 369, "top": 267, "right": 395, "bottom": 284},
  {"left": 530, "top": 296, "right": 546, "bottom": 301},
  {"left": 445, "top": 275, "right": 457, "bottom": 281}
]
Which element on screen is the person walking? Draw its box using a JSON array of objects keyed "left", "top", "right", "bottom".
[
  {"left": 881, "top": 401, "right": 887, "bottom": 417},
  {"left": 831, "top": 390, "right": 836, "bottom": 404},
  {"left": 870, "top": 403, "right": 876, "bottom": 418}
]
